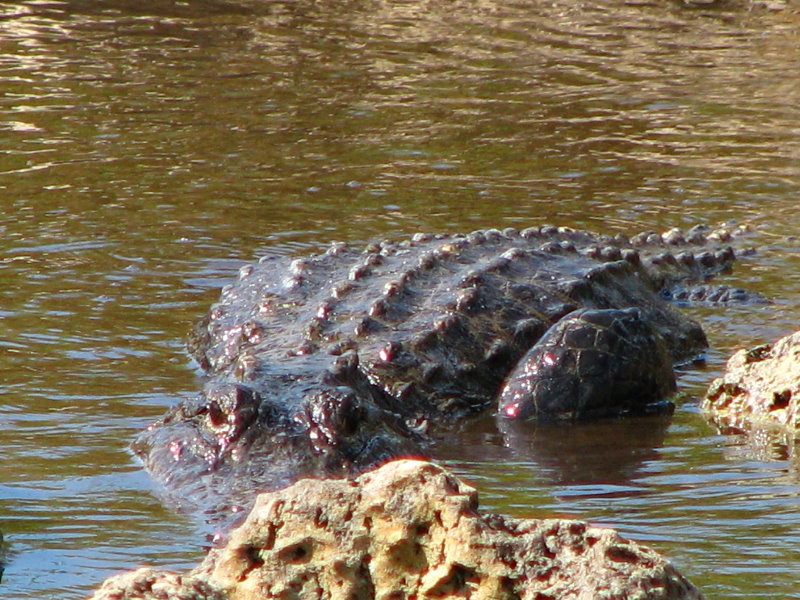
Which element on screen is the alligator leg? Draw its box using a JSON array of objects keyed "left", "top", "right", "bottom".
[{"left": 498, "top": 308, "right": 677, "bottom": 422}]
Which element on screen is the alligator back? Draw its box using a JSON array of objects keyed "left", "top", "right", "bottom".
[{"left": 192, "top": 226, "right": 716, "bottom": 418}]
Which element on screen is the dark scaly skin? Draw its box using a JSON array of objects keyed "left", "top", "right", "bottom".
[
  {"left": 499, "top": 307, "right": 676, "bottom": 421},
  {"left": 133, "top": 223, "right": 757, "bottom": 515}
]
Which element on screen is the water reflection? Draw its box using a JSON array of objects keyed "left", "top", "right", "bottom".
[
  {"left": 709, "top": 419, "right": 800, "bottom": 465},
  {"left": 497, "top": 413, "right": 673, "bottom": 486},
  {"left": 430, "top": 411, "right": 672, "bottom": 496},
  {"left": 2, "top": 0, "right": 799, "bottom": 220}
]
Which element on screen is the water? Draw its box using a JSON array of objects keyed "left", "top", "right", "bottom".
[{"left": 1, "top": 0, "right": 799, "bottom": 597}]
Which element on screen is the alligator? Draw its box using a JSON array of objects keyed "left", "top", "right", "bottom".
[{"left": 133, "top": 224, "right": 757, "bottom": 516}]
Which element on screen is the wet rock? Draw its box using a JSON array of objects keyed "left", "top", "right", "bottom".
[
  {"left": 89, "top": 460, "right": 703, "bottom": 600},
  {"left": 88, "top": 568, "right": 225, "bottom": 600},
  {"left": 703, "top": 330, "right": 800, "bottom": 432}
]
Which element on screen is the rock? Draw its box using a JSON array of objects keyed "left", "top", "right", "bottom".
[
  {"left": 88, "top": 568, "right": 224, "bottom": 600},
  {"left": 89, "top": 460, "right": 703, "bottom": 600},
  {"left": 703, "top": 330, "right": 800, "bottom": 433}
]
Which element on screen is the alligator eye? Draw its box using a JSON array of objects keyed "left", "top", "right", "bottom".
[
  {"left": 168, "top": 441, "right": 183, "bottom": 460},
  {"left": 504, "top": 404, "right": 520, "bottom": 418},
  {"left": 379, "top": 343, "right": 402, "bottom": 362},
  {"left": 207, "top": 402, "right": 224, "bottom": 427}
]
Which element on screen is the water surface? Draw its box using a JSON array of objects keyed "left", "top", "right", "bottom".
[{"left": 1, "top": 1, "right": 800, "bottom": 598}]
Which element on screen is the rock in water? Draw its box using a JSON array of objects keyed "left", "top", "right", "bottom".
[
  {"left": 88, "top": 459, "right": 704, "bottom": 600},
  {"left": 703, "top": 330, "right": 800, "bottom": 433}
]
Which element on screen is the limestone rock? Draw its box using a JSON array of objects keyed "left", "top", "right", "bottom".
[
  {"left": 89, "top": 459, "right": 703, "bottom": 600},
  {"left": 703, "top": 330, "right": 800, "bottom": 433},
  {"left": 88, "top": 568, "right": 225, "bottom": 600}
]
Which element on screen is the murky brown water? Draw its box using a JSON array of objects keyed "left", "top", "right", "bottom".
[{"left": 1, "top": 0, "right": 800, "bottom": 597}]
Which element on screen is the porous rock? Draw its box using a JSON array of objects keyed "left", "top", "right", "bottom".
[
  {"left": 89, "top": 460, "right": 703, "bottom": 600},
  {"left": 703, "top": 330, "right": 800, "bottom": 432},
  {"left": 88, "top": 568, "right": 224, "bottom": 600}
]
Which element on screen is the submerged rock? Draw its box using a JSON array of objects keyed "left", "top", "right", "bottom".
[
  {"left": 703, "top": 330, "right": 800, "bottom": 433},
  {"left": 89, "top": 460, "right": 703, "bottom": 600}
]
